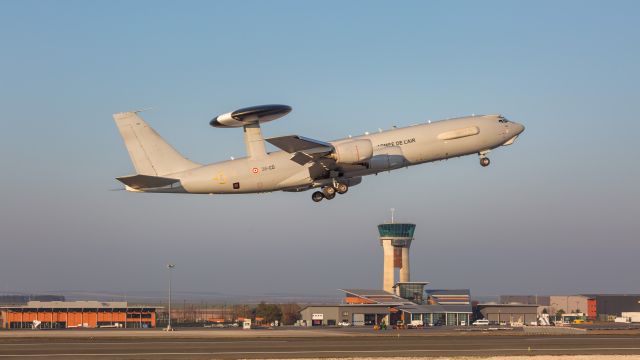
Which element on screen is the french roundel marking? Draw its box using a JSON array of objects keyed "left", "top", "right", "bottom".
[{"left": 251, "top": 167, "right": 259, "bottom": 174}]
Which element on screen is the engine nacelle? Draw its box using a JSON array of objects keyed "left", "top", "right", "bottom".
[
  {"left": 329, "top": 139, "right": 373, "bottom": 164},
  {"left": 367, "top": 146, "right": 406, "bottom": 171}
]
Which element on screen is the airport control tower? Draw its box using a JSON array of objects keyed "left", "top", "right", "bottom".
[{"left": 378, "top": 210, "right": 417, "bottom": 293}]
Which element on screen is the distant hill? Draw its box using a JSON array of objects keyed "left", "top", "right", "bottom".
[{"left": 0, "top": 294, "right": 65, "bottom": 305}]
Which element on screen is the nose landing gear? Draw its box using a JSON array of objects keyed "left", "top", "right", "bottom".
[
  {"left": 479, "top": 150, "right": 491, "bottom": 167},
  {"left": 310, "top": 182, "right": 349, "bottom": 202}
]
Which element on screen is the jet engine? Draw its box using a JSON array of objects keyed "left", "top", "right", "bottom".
[
  {"left": 366, "top": 146, "right": 406, "bottom": 171},
  {"left": 329, "top": 139, "right": 373, "bottom": 164}
]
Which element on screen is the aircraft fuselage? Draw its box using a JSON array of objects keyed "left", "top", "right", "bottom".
[{"left": 155, "top": 114, "right": 524, "bottom": 194}]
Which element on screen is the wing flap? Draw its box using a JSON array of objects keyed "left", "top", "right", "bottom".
[{"left": 289, "top": 152, "right": 314, "bottom": 165}]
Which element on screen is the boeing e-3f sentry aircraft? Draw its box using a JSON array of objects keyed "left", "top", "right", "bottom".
[{"left": 113, "top": 104, "right": 524, "bottom": 202}]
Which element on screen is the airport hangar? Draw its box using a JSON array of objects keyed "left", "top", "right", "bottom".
[
  {"left": 500, "top": 294, "right": 640, "bottom": 321},
  {"left": 0, "top": 301, "right": 158, "bottom": 329}
]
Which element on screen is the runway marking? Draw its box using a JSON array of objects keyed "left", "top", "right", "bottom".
[
  {"left": 525, "top": 337, "right": 636, "bottom": 341},
  {"left": 0, "top": 340, "right": 288, "bottom": 346},
  {"left": 2, "top": 347, "right": 640, "bottom": 357}
]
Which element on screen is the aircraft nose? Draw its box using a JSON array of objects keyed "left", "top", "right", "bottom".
[{"left": 513, "top": 122, "right": 525, "bottom": 135}]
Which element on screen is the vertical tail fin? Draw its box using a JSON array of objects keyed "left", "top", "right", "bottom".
[{"left": 113, "top": 111, "right": 201, "bottom": 176}]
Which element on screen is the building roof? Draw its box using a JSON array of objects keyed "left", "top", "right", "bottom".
[
  {"left": 477, "top": 303, "right": 540, "bottom": 307},
  {"left": 580, "top": 294, "right": 640, "bottom": 297},
  {"left": 0, "top": 301, "right": 159, "bottom": 309},
  {"left": 425, "top": 289, "right": 471, "bottom": 305},
  {"left": 426, "top": 289, "right": 471, "bottom": 296},
  {"left": 399, "top": 303, "right": 472, "bottom": 314},
  {"left": 341, "top": 289, "right": 393, "bottom": 296},
  {"left": 392, "top": 282, "right": 430, "bottom": 288},
  {"left": 339, "top": 289, "right": 413, "bottom": 305}
]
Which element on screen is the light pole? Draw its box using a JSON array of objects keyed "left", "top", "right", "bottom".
[{"left": 166, "top": 264, "right": 175, "bottom": 331}]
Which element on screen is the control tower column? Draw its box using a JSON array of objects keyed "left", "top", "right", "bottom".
[
  {"left": 382, "top": 241, "right": 395, "bottom": 293},
  {"left": 400, "top": 246, "right": 410, "bottom": 282}
]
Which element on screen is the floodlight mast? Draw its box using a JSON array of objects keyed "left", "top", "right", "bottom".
[{"left": 166, "top": 264, "right": 175, "bottom": 331}]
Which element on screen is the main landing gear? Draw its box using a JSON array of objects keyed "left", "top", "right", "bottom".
[
  {"left": 479, "top": 151, "right": 491, "bottom": 167},
  {"left": 311, "top": 182, "right": 349, "bottom": 202},
  {"left": 311, "top": 191, "right": 324, "bottom": 202}
]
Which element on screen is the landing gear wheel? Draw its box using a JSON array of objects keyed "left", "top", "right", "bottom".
[
  {"left": 480, "top": 157, "right": 490, "bottom": 167},
  {"left": 311, "top": 191, "right": 325, "bottom": 202},
  {"left": 322, "top": 186, "right": 336, "bottom": 198},
  {"left": 336, "top": 183, "right": 349, "bottom": 194}
]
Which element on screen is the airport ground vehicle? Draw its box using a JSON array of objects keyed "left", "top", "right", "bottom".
[
  {"left": 561, "top": 313, "right": 588, "bottom": 325},
  {"left": 473, "top": 319, "right": 490, "bottom": 326},
  {"left": 409, "top": 320, "right": 424, "bottom": 328}
]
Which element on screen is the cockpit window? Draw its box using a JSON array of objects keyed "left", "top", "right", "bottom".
[{"left": 498, "top": 116, "right": 509, "bottom": 123}]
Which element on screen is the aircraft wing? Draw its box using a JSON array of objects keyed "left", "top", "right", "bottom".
[
  {"left": 266, "top": 135, "right": 332, "bottom": 153},
  {"left": 266, "top": 135, "right": 334, "bottom": 165}
]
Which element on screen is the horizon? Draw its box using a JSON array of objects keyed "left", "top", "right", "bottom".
[{"left": 1, "top": 1, "right": 639, "bottom": 299}]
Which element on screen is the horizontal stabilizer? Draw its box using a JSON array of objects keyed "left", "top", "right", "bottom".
[
  {"left": 116, "top": 174, "right": 180, "bottom": 190},
  {"left": 266, "top": 135, "right": 332, "bottom": 154}
]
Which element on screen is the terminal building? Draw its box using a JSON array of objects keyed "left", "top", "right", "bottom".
[
  {"left": 300, "top": 217, "right": 471, "bottom": 327},
  {"left": 0, "top": 301, "right": 159, "bottom": 329},
  {"left": 300, "top": 285, "right": 472, "bottom": 326}
]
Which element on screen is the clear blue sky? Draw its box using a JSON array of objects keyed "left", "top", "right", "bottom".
[{"left": 0, "top": 0, "right": 639, "bottom": 300}]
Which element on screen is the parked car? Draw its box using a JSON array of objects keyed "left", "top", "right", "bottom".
[
  {"left": 409, "top": 319, "right": 424, "bottom": 328},
  {"left": 338, "top": 321, "right": 351, "bottom": 326},
  {"left": 472, "top": 319, "right": 490, "bottom": 326}
]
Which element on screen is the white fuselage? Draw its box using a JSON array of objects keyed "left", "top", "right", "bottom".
[{"left": 160, "top": 114, "right": 523, "bottom": 194}]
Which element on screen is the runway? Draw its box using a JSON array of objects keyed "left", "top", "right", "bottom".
[{"left": 1, "top": 334, "right": 639, "bottom": 359}]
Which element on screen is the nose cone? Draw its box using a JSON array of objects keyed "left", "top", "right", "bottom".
[{"left": 513, "top": 122, "right": 525, "bottom": 135}]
